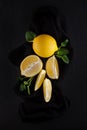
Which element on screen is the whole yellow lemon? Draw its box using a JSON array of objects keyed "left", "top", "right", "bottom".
[{"left": 32, "top": 34, "right": 58, "bottom": 58}]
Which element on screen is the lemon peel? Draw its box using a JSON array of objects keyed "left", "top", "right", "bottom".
[{"left": 32, "top": 34, "right": 58, "bottom": 58}]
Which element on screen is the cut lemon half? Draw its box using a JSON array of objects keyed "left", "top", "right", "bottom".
[
  {"left": 33, "top": 34, "right": 58, "bottom": 58},
  {"left": 34, "top": 69, "right": 46, "bottom": 91},
  {"left": 43, "top": 78, "right": 52, "bottom": 102},
  {"left": 20, "top": 55, "right": 43, "bottom": 77},
  {"left": 46, "top": 55, "right": 59, "bottom": 79}
]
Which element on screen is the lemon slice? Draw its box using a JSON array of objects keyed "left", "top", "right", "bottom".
[
  {"left": 43, "top": 78, "right": 52, "bottom": 102},
  {"left": 46, "top": 55, "right": 59, "bottom": 79},
  {"left": 33, "top": 34, "right": 58, "bottom": 58},
  {"left": 34, "top": 69, "right": 46, "bottom": 91},
  {"left": 20, "top": 55, "right": 43, "bottom": 77}
]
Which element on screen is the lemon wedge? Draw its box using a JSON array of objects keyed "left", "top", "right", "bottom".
[
  {"left": 46, "top": 55, "right": 59, "bottom": 79},
  {"left": 43, "top": 78, "right": 52, "bottom": 102},
  {"left": 34, "top": 69, "right": 46, "bottom": 91}
]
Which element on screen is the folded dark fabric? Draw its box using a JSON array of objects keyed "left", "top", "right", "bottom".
[
  {"left": 14, "top": 80, "right": 70, "bottom": 122},
  {"left": 8, "top": 5, "right": 72, "bottom": 122},
  {"left": 19, "top": 95, "right": 70, "bottom": 122},
  {"left": 8, "top": 42, "right": 34, "bottom": 66}
]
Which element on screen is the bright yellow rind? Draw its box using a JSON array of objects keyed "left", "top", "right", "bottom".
[{"left": 33, "top": 34, "right": 58, "bottom": 58}]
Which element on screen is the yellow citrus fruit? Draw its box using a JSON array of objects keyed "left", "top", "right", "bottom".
[
  {"left": 34, "top": 69, "right": 46, "bottom": 91},
  {"left": 43, "top": 78, "right": 52, "bottom": 102},
  {"left": 46, "top": 55, "right": 59, "bottom": 79},
  {"left": 32, "top": 34, "right": 58, "bottom": 58},
  {"left": 20, "top": 55, "right": 43, "bottom": 77}
]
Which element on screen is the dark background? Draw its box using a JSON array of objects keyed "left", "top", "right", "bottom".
[{"left": 0, "top": 0, "right": 87, "bottom": 129}]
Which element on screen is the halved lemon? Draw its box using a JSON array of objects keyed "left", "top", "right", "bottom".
[
  {"left": 34, "top": 69, "right": 46, "bottom": 91},
  {"left": 43, "top": 78, "right": 52, "bottom": 102},
  {"left": 33, "top": 34, "right": 58, "bottom": 58},
  {"left": 46, "top": 55, "right": 59, "bottom": 79},
  {"left": 20, "top": 55, "right": 43, "bottom": 77}
]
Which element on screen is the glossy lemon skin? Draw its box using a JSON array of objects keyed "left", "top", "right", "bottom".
[{"left": 33, "top": 34, "right": 58, "bottom": 58}]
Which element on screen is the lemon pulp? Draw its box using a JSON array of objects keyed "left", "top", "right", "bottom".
[
  {"left": 20, "top": 55, "right": 43, "bottom": 77},
  {"left": 34, "top": 69, "right": 46, "bottom": 91},
  {"left": 43, "top": 78, "right": 52, "bottom": 102},
  {"left": 46, "top": 55, "right": 59, "bottom": 79}
]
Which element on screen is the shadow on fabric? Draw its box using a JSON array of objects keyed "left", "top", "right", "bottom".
[{"left": 8, "top": 5, "right": 73, "bottom": 122}]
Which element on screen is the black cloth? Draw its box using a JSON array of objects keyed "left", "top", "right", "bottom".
[{"left": 8, "top": 6, "right": 72, "bottom": 122}]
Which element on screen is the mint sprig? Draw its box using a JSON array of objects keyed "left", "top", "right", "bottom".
[
  {"left": 55, "top": 39, "right": 70, "bottom": 64},
  {"left": 19, "top": 76, "right": 34, "bottom": 95},
  {"left": 25, "top": 31, "right": 36, "bottom": 42}
]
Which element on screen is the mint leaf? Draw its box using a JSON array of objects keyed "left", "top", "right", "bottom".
[
  {"left": 62, "top": 55, "right": 69, "bottom": 64},
  {"left": 57, "top": 48, "right": 69, "bottom": 56},
  {"left": 23, "top": 81, "right": 28, "bottom": 85},
  {"left": 20, "top": 84, "right": 26, "bottom": 91},
  {"left": 25, "top": 31, "right": 36, "bottom": 42},
  {"left": 55, "top": 54, "right": 62, "bottom": 58},
  {"left": 61, "top": 39, "right": 69, "bottom": 47},
  {"left": 19, "top": 77, "right": 34, "bottom": 95}
]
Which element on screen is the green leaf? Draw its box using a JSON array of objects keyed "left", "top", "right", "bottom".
[
  {"left": 61, "top": 39, "right": 69, "bottom": 47},
  {"left": 19, "top": 77, "right": 34, "bottom": 94},
  {"left": 25, "top": 31, "right": 36, "bottom": 42},
  {"left": 23, "top": 81, "right": 28, "bottom": 85},
  {"left": 57, "top": 48, "right": 69, "bottom": 56},
  {"left": 20, "top": 84, "right": 26, "bottom": 91},
  {"left": 62, "top": 55, "right": 69, "bottom": 64},
  {"left": 55, "top": 55, "right": 62, "bottom": 58}
]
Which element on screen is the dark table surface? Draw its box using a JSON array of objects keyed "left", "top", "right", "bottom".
[{"left": 0, "top": 0, "right": 87, "bottom": 129}]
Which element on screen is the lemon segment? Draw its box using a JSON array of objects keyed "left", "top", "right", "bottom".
[
  {"left": 46, "top": 55, "right": 59, "bottom": 79},
  {"left": 20, "top": 55, "right": 43, "bottom": 77},
  {"left": 43, "top": 78, "right": 52, "bottom": 102},
  {"left": 34, "top": 69, "right": 46, "bottom": 91},
  {"left": 33, "top": 34, "right": 58, "bottom": 58}
]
